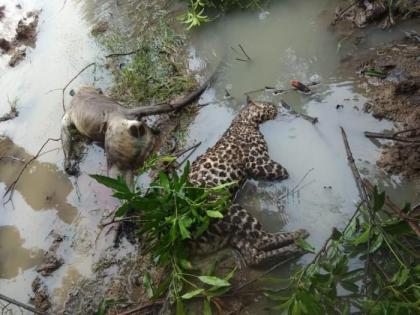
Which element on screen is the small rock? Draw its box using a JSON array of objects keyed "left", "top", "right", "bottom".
[
  {"left": 0, "top": 38, "right": 11, "bottom": 52},
  {"left": 394, "top": 80, "right": 419, "bottom": 95},
  {"left": 8, "top": 49, "right": 26, "bottom": 67},
  {"left": 336, "top": 104, "right": 344, "bottom": 109},
  {"left": 91, "top": 21, "right": 109, "bottom": 35}
]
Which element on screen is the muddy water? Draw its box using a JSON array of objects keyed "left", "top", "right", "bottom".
[
  {"left": 0, "top": 0, "right": 120, "bottom": 312},
  {"left": 0, "top": 0, "right": 419, "bottom": 314},
  {"left": 186, "top": 0, "right": 420, "bottom": 289}
]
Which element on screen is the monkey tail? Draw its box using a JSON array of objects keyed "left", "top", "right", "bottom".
[{"left": 127, "top": 61, "right": 222, "bottom": 119}]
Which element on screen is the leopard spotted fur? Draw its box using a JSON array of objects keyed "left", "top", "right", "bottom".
[{"left": 188, "top": 100, "right": 308, "bottom": 266}]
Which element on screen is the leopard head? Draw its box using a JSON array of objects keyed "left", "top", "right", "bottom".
[{"left": 238, "top": 100, "right": 278, "bottom": 125}]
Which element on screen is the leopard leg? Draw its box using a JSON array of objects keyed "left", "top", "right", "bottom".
[
  {"left": 247, "top": 244, "right": 305, "bottom": 266},
  {"left": 247, "top": 157, "right": 289, "bottom": 180},
  {"left": 254, "top": 229, "right": 309, "bottom": 251}
]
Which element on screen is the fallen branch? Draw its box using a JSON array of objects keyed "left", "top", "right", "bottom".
[
  {"left": 280, "top": 100, "right": 319, "bottom": 124},
  {"left": 0, "top": 293, "right": 44, "bottom": 315},
  {"left": 341, "top": 127, "right": 369, "bottom": 206},
  {"left": 245, "top": 82, "right": 319, "bottom": 96},
  {"left": 3, "top": 137, "right": 60, "bottom": 204},
  {"left": 363, "top": 179, "right": 420, "bottom": 237},
  {"left": 364, "top": 130, "right": 420, "bottom": 144}
]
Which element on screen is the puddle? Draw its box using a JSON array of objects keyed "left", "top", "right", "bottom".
[{"left": 0, "top": 0, "right": 419, "bottom": 313}]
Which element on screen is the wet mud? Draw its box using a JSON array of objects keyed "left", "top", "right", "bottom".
[
  {"left": 344, "top": 35, "right": 420, "bottom": 177},
  {"left": 0, "top": 3, "right": 40, "bottom": 67}
]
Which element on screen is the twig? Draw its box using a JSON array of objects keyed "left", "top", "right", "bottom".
[
  {"left": 116, "top": 299, "right": 164, "bottom": 315},
  {"left": 3, "top": 138, "right": 61, "bottom": 204},
  {"left": 61, "top": 62, "right": 96, "bottom": 112},
  {"left": 176, "top": 142, "right": 201, "bottom": 169},
  {"left": 363, "top": 179, "right": 420, "bottom": 237},
  {"left": 238, "top": 44, "right": 252, "bottom": 61},
  {"left": 0, "top": 293, "right": 44, "bottom": 315},
  {"left": 0, "top": 156, "right": 24, "bottom": 162},
  {"left": 280, "top": 100, "right": 319, "bottom": 124},
  {"left": 332, "top": 1, "right": 358, "bottom": 25},
  {"left": 364, "top": 131, "right": 420, "bottom": 144},
  {"left": 278, "top": 168, "right": 314, "bottom": 201},
  {"left": 232, "top": 254, "right": 300, "bottom": 293}
]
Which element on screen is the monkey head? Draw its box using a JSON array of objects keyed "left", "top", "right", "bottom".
[{"left": 104, "top": 115, "right": 156, "bottom": 173}]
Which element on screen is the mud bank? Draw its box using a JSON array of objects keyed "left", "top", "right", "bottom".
[{"left": 350, "top": 35, "right": 420, "bottom": 177}]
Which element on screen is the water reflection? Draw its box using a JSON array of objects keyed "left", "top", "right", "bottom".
[
  {"left": 0, "top": 136, "right": 77, "bottom": 224},
  {"left": 0, "top": 225, "right": 43, "bottom": 279}
]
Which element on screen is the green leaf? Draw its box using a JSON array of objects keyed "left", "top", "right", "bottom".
[
  {"left": 90, "top": 174, "right": 130, "bottom": 193},
  {"left": 179, "top": 220, "right": 192, "bottom": 240},
  {"left": 369, "top": 234, "right": 383, "bottom": 253},
  {"left": 198, "top": 276, "right": 230, "bottom": 287},
  {"left": 296, "top": 238, "right": 315, "bottom": 253},
  {"left": 351, "top": 226, "right": 371, "bottom": 246},
  {"left": 143, "top": 272, "right": 154, "bottom": 298},
  {"left": 181, "top": 288, "right": 204, "bottom": 299},
  {"left": 342, "top": 268, "right": 364, "bottom": 282},
  {"left": 179, "top": 258, "right": 193, "bottom": 270},
  {"left": 114, "top": 202, "right": 130, "bottom": 217},
  {"left": 372, "top": 187, "right": 385, "bottom": 213},
  {"left": 340, "top": 280, "right": 359, "bottom": 293},
  {"left": 159, "top": 172, "right": 171, "bottom": 191},
  {"left": 392, "top": 268, "right": 410, "bottom": 286},
  {"left": 206, "top": 210, "right": 224, "bottom": 218}
]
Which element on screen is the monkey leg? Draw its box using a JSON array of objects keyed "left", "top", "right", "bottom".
[{"left": 61, "top": 113, "right": 79, "bottom": 175}]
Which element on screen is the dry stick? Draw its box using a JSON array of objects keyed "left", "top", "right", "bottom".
[
  {"left": 364, "top": 131, "right": 420, "bottom": 144},
  {"left": 116, "top": 299, "right": 164, "bottom": 315},
  {"left": 3, "top": 138, "right": 61, "bottom": 204},
  {"left": 278, "top": 168, "right": 315, "bottom": 201},
  {"left": 332, "top": 1, "right": 358, "bottom": 25},
  {"left": 231, "top": 254, "right": 301, "bottom": 293},
  {"left": 61, "top": 62, "right": 96, "bottom": 112},
  {"left": 238, "top": 44, "right": 252, "bottom": 61},
  {"left": 340, "top": 127, "right": 373, "bottom": 295},
  {"left": 0, "top": 293, "right": 44, "bottom": 315},
  {"left": 0, "top": 106, "right": 18, "bottom": 122},
  {"left": 341, "top": 127, "right": 369, "bottom": 205},
  {"left": 363, "top": 179, "right": 420, "bottom": 237},
  {"left": 280, "top": 100, "right": 319, "bottom": 124},
  {"left": 175, "top": 142, "right": 201, "bottom": 169}
]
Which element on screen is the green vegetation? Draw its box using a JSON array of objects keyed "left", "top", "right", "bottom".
[
  {"left": 180, "top": 0, "right": 266, "bottom": 29},
  {"left": 103, "top": 22, "right": 196, "bottom": 106},
  {"left": 267, "top": 187, "right": 420, "bottom": 315},
  {"left": 91, "top": 157, "right": 237, "bottom": 314}
]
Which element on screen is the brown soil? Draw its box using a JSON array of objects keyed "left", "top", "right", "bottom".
[
  {"left": 334, "top": 0, "right": 420, "bottom": 28},
  {"left": 0, "top": 8, "right": 40, "bottom": 67},
  {"left": 353, "top": 36, "right": 420, "bottom": 177}
]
